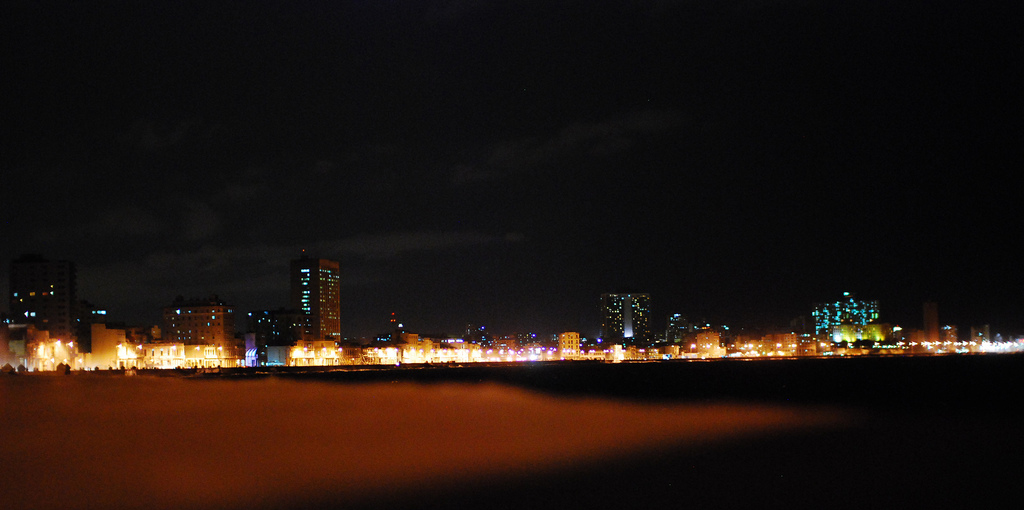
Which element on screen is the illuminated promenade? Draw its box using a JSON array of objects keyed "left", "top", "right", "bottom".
[{"left": 6, "top": 328, "right": 1022, "bottom": 373}]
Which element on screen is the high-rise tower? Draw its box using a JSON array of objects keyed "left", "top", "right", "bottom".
[
  {"left": 290, "top": 256, "right": 341, "bottom": 341},
  {"left": 599, "top": 293, "right": 651, "bottom": 345},
  {"left": 812, "top": 292, "right": 879, "bottom": 335},
  {"left": 8, "top": 254, "right": 77, "bottom": 340}
]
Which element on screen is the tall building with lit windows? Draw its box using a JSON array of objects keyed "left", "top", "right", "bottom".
[
  {"left": 290, "top": 256, "right": 341, "bottom": 341},
  {"left": 599, "top": 293, "right": 651, "bottom": 346},
  {"left": 812, "top": 292, "right": 880, "bottom": 335},
  {"left": 665, "top": 313, "right": 692, "bottom": 343},
  {"left": 8, "top": 254, "right": 77, "bottom": 341}
]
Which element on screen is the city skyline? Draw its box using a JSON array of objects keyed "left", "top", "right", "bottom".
[
  {"left": 3, "top": 252, "right": 1012, "bottom": 342},
  {"left": 3, "top": 2, "right": 1021, "bottom": 337}
]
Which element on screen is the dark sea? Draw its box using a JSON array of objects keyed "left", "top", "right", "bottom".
[{"left": 213, "top": 354, "right": 1023, "bottom": 510}]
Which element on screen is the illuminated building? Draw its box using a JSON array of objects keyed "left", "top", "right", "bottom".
[
  {"left": 812, "top": 292, "right": 880, "bottom": 336},
  {"left": 159, "top": 296, "right": 241, "bottom": 369},
  {"left": 692, "top": 330, "right": 725, "bottom": 358},
  {"left": 180, "top": 343, "right": 243, "bottom": 368},
  {"left": 141, "top": 342, "right": 186, "bottom": 369},
  {"left": 759, "top": 333, "right": 798, "bottom": 357},
  {"left": 830, "top": 323, "right": 892, "bottom": 345},
  {"left": 397, "top": 333, "right": 435, "bottom": 364},
  {"left": 728, "top": 334, "right": 756, "bottom": 355},
  {"left": 796, "top": 334, "right": 821, "bottom": 356},
  {"left": 558, "top": 332, "right": 581, "bottom": 360},
  {"left": 8, "top": 254, "right": 77, "bottom": 341},
  {"left": 162, "top": 295, "right": 236, "bottom": 345},
  {"left": 7, "top": 323, "right": 83, "bottom": 370},
  {"left": 288, "top": 340, "right": 342, "bottom": 366},
  {"left": 660, "top": 344, "right": 681, "bottom": 358},
  {"left": 27, "top": 336, "right": 82, "bottom": 371},
  {"left": 290, "top": 256, "right": 341, "bottom": 341},
  {"left": 600, "top": 293, "right": 652, "bottom": 345},
  {"left": 87, "top": 323, "right": 126, "bottom": 369},
  {"left": 0, "top": 322, "right": 12, "bottom": 365}
]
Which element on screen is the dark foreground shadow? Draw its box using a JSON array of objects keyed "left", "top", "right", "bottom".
[{"left": 324, "top": 411, "right": 1019, "bottom": 510}]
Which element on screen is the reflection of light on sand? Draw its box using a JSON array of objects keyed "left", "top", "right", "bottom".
[{"left": 1, "top": 377, "right": 846, "bottom": 510}]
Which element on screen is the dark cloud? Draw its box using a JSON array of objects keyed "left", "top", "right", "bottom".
[
  {"left": 119, "top": 119, "right": 194, "bottom": 152},
  {"left": 321, "top": 231, "right": 518, "bottom": 260},
  {"left": 181, "top": 203, "right": 223, "bottom": 242},
  {"left": 85, "top": 208, "right": 164, "bottom": 238},
  {"left": 453, "top": 109, "right": 687, "bottom": 184}
]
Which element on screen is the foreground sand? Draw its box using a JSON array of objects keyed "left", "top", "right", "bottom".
[{"left": 1, "top": 375, "right": 845, "bottom": 509}]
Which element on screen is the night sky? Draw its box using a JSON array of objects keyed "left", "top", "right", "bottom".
[{"left": 3, "top": 1, "right": 1021, "bottom": 338}]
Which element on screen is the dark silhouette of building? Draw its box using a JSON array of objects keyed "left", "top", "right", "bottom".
[
  {"left": 665, "top": 313, "right": 692, "bottom": 343},
  {"left": 247, "top": 308, "right": 305, "bottom": 365},
  {"left": 923, "top": 302, "right": 940, "bottom": 344},
  {"left": 8, "top": 254, "right": 77, "bottom": 341}
]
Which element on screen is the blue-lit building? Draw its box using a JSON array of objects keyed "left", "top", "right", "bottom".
[
  {"left": 812, "top": 292, "right": 880, "bottom": 335},
  {"left": 600, "top": 293, "right": 652, "bottom": 346}
]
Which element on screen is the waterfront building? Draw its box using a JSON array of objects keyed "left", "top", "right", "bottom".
[
  {"left": 558, "top": 331, "right": 581, "bottom": 360},
  {"left": 180, "top": 343, "right": 244, "bottom": 368},
  {"left": 142, "top": 342, "right": 187, "bottom": 369},
  {"left": 759, "top": 333, "right": 799, "bottom": 356},
  {"left": 693, "top": 330, "right": 725, "bottom": 358},
  {"left": 13, "top": 324, "right": 85, "bottom": 370},
  {"left": 87, "top": 323, "right": 126, "bottom": 369},
  {"left": 288, "top": 340, "right": 342, "bottom": 366},
  {"left": 162, "top": 295, "right": 236, "bottom": 345},
  {"left": 831, "top": 323, "right": 892, "bottom": 345}
]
